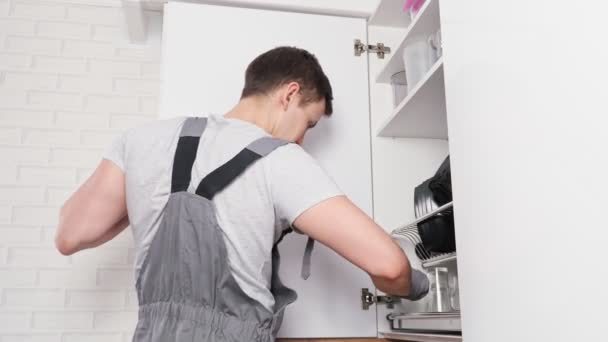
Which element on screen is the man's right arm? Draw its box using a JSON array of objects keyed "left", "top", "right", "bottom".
[
  {"left": 267, "top": 143, "right": 427, "bottom": 299},
  {"left": 292, "top": 195, "right": 425, "bottom": 298}
]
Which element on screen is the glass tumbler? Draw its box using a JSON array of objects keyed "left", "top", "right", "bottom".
[
  {"left": 390, "top": 71, "right": 408, "bottom": 107},
  {"left": 428, "top": 29, "right": 443, "bottom": 64},
  {"left": 429, "top": 267, "right": 450, "bottom": 312},
  {"left": 449, "top": 273, "right": 460, "bottom": 311}
]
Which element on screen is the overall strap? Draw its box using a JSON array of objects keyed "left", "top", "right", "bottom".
[
  {"left": 194, "top": 135, "right": 316, "bottom": 280},
  {"left": 274, "top": 226, "right": 316, "bottom": 281},
  {"left": 195, "top": 136, "right": 289, "bottom": 199},
  {"left": 301, "top": 236, "right": 315, "bottom": 280},
  {"left": 290, "top": 225, "right": 315, "bottom": 280},
  {"left": 171, "top": 117, "right": 207, "bottom": 193}
]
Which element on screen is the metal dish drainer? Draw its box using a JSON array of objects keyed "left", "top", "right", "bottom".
[
  {"left": 387, "top": 201, "right": 461, "bottom": 336},
  {"left": 391, "top": 201, "right": 455, "bottom": 268}
]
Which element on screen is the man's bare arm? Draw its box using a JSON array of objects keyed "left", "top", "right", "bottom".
[
  {"left": 293, "top": 195, "right": 416, "bottom": 297},
  {"left": 55, "top": 159, "right": 129, "bottom": 255}
]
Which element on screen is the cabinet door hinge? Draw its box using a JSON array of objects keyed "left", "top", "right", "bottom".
[
  {"left": 361, "top": 288, "right": 401, "bottom": 310},
  {"left": 354, "top": 39, "right": 391, "bottom": 59}
]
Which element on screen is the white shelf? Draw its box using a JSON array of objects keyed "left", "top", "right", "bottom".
[
  {"left": 376, "top": 0, "right": 440, "bottom": 83},
  {"left": 377, "top": 58, "right": 447, "bottom": 139},
  {"left": 368, "top": 0, "right": 411, "bottom": 28}
]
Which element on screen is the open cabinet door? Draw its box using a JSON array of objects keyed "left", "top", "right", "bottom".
[
  {"left": 160, "top": 1, "right": 376, "bottom": 338},
  {"left": 440, "top": 1, "right": 608, "bottom": 342}
]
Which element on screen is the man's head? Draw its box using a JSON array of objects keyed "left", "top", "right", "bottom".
[{"left": 241, "top": 46, "right": 333, "bottom": 144}]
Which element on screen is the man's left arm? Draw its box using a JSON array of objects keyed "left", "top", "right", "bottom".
[{"left": 55, "top": 159, "right": 129, "bottom": 255}]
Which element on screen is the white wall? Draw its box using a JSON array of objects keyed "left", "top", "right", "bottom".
[{"left": 0, "top": 0, "right": 162, "bottom": 340}]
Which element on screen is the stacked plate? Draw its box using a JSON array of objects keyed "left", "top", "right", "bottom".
[{"left": 414, "top": 170, "right": 455, "bottom": 254}]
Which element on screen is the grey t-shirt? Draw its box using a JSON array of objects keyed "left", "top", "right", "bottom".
[{"left": 102, "top": 114, "right": 342, "bottom": 311}]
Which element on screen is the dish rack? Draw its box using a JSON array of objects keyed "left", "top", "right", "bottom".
[{"left": 391, "top": 201, "right": 455, "bottom": 268}]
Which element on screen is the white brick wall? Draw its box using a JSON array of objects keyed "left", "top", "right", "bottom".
[{"left": 0, "top": 0, "right": 161, "bottom": 340}]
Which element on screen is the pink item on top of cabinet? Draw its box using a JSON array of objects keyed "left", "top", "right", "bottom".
[{"left": 403, "top": 0, "right": 425, "bottom": 20}]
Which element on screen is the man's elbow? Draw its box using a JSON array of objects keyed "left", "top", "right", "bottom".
[
  {"left": 55, "top": 207, "right": 78, "bottom": 256},
  {"left": 55, "top": 233, "right": 78, "bottom": 256},
  {"left": 381, "top": 260, "right": 410, "bottom": 282},
  {"left": 371, "top": 252, "right": 411, "bottom": 282}
]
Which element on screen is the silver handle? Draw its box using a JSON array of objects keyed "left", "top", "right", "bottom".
[{"left": 388, "top": 312, "right": 460, "bottom": 321}]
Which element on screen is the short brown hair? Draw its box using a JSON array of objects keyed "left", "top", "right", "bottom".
[{"left": 241, "top": 47, "right": 333, "bottom": 115}]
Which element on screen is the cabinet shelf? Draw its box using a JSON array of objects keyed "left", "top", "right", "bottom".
[
  {"left": 376, "top": 57, "right": 447, "bottom": 139},
  {"left": 375, "top": 0, "right": 440, "bottom": 83},
  {"left": 368, "top": 0, "right": 411, "bottom": 28}
]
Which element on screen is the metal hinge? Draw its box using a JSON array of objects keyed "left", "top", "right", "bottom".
[
  {"left": 361, "top": 288, "right": 401, "bottom": 310},
  {"left": 354, "top": 39, "right": 391, "bottom": 59}
]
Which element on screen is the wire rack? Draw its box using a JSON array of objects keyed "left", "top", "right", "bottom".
[{"left": 391, "top": 202, "right": 456, "bottom": 266}]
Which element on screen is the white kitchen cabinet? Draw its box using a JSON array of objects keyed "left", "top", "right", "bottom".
[
  {"left": 160, "top": 0, "right": 450, "bottom": 339},
  {"left": 159, "top": 0, "right": 608, "bottom": 341}
]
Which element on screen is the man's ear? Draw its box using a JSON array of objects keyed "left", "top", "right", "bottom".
[{"left": 284, "top": 82, "right": 300, "bottom": 109}]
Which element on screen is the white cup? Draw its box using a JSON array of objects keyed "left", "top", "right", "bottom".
[{"left": 402, "top": 35, "right": 433, "bottom": 91}]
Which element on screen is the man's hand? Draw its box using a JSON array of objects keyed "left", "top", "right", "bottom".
[
  {"left": 403, "top": 269, "right": 430, "bottom": 301},
  {"left": 55, "top": 159, "right": 129, "bottom": 255}
]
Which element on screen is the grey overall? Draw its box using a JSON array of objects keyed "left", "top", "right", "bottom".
[{"left": 132, "top": 117, "right": 298, "bottom": 342}]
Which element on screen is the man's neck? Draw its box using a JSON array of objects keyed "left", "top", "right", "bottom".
[{"left": 224, "top": 96, "right": 276, "bottom": 135}]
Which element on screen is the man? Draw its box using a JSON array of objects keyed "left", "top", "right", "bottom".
[{"left": 55, "top": 46, "right": 428, "bottom": 341}]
